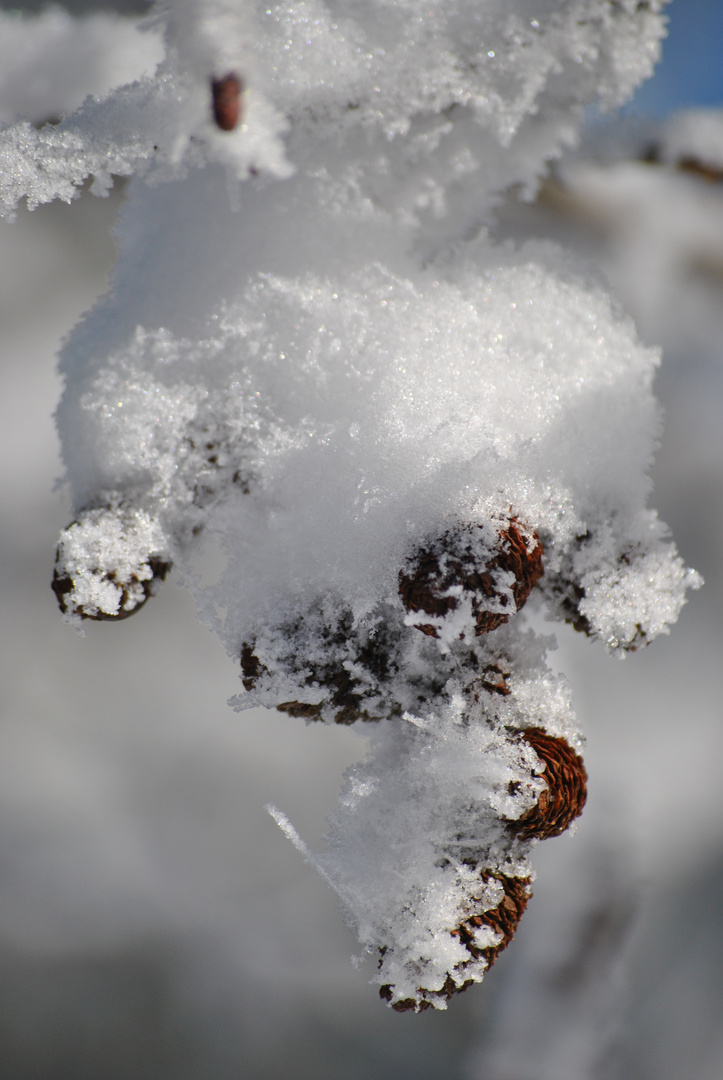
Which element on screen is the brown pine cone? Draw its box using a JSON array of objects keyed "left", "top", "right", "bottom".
[
  {"left": 399, "top": 520, "right": 543, "bottom": 639},
  {"left": 512, "top": 728, "right": 587, "bottom": 840}
]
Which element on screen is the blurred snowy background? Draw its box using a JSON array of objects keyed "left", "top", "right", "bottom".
[{"left": 1, "top": 1, "right": 723, "bottom": 1077}]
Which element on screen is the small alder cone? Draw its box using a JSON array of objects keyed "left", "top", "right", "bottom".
[
  {"left": 240, "top": 609, "right": 409, "bottom": 724},
  {"left": 540, "top": 531, "right": 654, "bottom": 653},
  {"left": 511, "top": 728, "right": 588, "bottom": 840},
  {"left": 211, "top": 73, "right": 243, "bottom": 131},
  {"left": 380, "top": 873, "right": 532, "bottom": 1012},
  {"left": 52, "top": 507, "right": 171, "bottom": 621},
  {"left": 399, "top": 519, "right": 543, "bottom": 639}
]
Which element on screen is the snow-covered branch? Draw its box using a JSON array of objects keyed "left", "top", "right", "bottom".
[{"left": 0, "top": 0, "right": 700, "bottom": 1011}]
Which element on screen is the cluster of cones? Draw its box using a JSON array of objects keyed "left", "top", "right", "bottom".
[
  {"left": 382, "top": 723, "right": 587, "bottom": 1011},
  {"left": 51, "top": 511, "right": 587, "bottom": 1009},
  {"left": 241, "top": 517, "right": 587, "bottom": 1010}
]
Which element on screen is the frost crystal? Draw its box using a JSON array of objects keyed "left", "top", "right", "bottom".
[{"left": 6, "top": 0, "right": 701, "bottom": 1009}]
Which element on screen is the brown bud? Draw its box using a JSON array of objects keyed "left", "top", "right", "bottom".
[
  {"left": 399, "top": 520, "right": 543, "bottom": 638},
  {"left": 211, "top": 73, "right": 243, "bottom": 131},
  {"left": 512, "top": 728, "right": 587, "bottom": 840}
]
